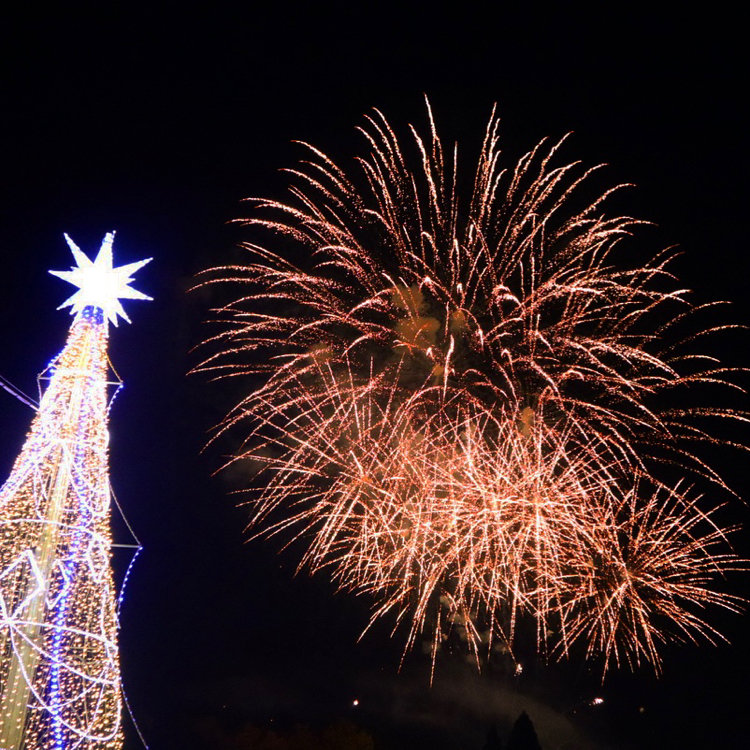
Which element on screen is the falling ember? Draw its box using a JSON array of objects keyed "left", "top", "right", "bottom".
[{"left": 195, "top": 101, "right": 748, "bottom": 675}]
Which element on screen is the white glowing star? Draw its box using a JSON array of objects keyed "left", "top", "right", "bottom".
[{"left": 49, "top": 232, "right": 152, "bottom": 326}]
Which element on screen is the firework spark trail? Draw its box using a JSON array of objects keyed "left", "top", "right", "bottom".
[
  {"left": 559, "top": 482, "right": 744, "bottom": 672},
  {"left": 196, "top": 101, "right": 747, "bottom": 673}
]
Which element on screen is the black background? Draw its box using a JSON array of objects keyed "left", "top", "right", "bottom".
[{"left": 1, "top": 4, "right": 749, "bottom": 748}]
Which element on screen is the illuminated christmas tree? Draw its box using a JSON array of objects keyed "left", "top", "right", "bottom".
[{"left": 0, "top": 233, "right": 150, "bottom": 750}]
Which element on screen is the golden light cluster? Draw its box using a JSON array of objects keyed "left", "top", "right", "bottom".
[{"left": 0, "top": 309, "right": 122, "bottom": 748}]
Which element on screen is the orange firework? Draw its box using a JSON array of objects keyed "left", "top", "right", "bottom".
[{"left": 196, "top": 102, "right": 746, "bottom": 674}]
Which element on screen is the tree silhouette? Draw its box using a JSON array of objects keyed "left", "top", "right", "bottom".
[{"left": 507, "top": 711, "right": 542, "bottom": 750}]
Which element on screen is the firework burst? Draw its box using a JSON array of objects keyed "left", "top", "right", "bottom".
[{"left": 195, "top": 101, "right": 746, "bottom": 673}]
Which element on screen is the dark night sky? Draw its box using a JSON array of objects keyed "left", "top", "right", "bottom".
[{"left": 1, "top": 4, "right": 749, "bottom": 749}]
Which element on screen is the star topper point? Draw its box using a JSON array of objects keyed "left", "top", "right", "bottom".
[{"left": 49, "top": 231, "right": 152, "bottom": 326}]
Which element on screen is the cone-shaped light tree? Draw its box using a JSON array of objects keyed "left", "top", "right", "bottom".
[{"left": 0, "top": 233, "right": 150, "bottom": 749}]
